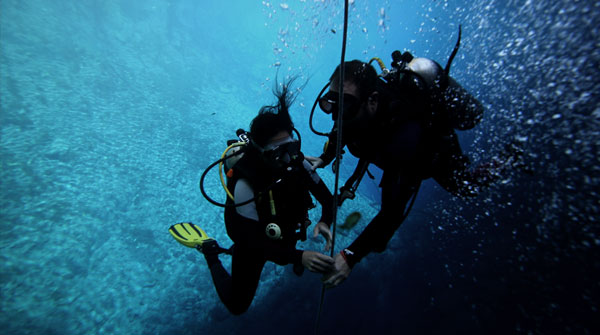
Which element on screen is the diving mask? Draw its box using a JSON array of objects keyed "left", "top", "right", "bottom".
[
  {"left": 318, "top": 91, "right": 362, "bottom": 121},
  {"left": 262, "top": 139, "right": 303, "bottom": 169}
]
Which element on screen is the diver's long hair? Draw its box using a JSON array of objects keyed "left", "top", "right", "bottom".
[{"left": 250, "top": 76, "right": 300, "bottom": 148}]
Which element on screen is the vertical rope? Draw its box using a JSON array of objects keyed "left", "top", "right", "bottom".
[
  {"left": 315, "top": 0, "right": 349, "bottom": 334},
  {"left": 331, "top": 0, "right": 349, "bottom": 259}
]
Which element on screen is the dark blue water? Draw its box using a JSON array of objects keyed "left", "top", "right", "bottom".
[{"left": 1, "top": 0, "right": 598, "bottom": 334}]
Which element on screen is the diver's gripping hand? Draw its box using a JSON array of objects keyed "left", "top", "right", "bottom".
[
  {"left": 305, "top": 156, "right": 324, "bottom": 171},
  {"left": 338, "top": 186, "right": 356, "bottom": 206},
  {"left": 169, "top": 222, "right": 214, "bottom": 250}
]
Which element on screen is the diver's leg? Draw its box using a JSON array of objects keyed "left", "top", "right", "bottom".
[
  {"left": 229, "top": 245, "right": 266, "bottom": 315},
  {"left": 431, "top": 130, "right": 482, "bottom": 197},
  {"left": 202, "top": 242, "right": 233, "bottom": 306},
  {"left": 375, "top": 120, "right": 425, "bottom": 246},
  {"left": 203, "top": 242, "right": 265, "bottom": 315},
  {"left": 376, "top": 170, "right": 422, "bottom": 251},
  {"left": 432, "top": 130, "right": 511, "bottom": 197}
]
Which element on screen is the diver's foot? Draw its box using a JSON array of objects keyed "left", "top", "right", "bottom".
[
  {"left": 199, "top": 239, "right": 234, "bottom": 256},
  {"left": 491, "top": 140, "right": 523, "bottom": 169},
  {"left": 506, "top": 141, "right": 524, "bottom": 161},
  {"left": 501, "top": 140, "right": 534, "bottom": 175},
  {"left": 198, "top": 239, "right": 222, "bottom": 255}
]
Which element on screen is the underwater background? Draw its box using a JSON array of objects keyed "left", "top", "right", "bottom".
[{"left": 1, "top": 0, "right": 598, "bottom": 334}]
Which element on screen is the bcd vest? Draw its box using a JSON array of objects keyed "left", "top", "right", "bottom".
[{"left": 224, "top": 151, "right": 314, "bottom": 244}]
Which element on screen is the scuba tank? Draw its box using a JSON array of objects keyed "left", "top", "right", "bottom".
[
  {"left": 390, "top": 55, "right": 484, "bottom": 131},
  {"left": 385, "top": 25, "right": 484, "bottom": 130},
  {"left": 223, "top": 129, "right": 250, "bottom": 175}
]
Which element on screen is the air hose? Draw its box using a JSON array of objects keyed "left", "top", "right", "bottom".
[{"left": 199, "top": 148, "right": 255, "bottom": 208}]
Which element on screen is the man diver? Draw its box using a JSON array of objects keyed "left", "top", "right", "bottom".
[
  {"left": 170, "top": 79, "right": 335, "bottom": 315},
  {"left": 307, "top": 56, "right": 523, "bottom": 288}
]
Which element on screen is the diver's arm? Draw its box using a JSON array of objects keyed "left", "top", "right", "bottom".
[
  {"left": 345, "top": 158, "right": 369, "bottom": 189},
  {"left": 302, "top": 160, "right": 333, "bottom": 226},
  {"left": 309, "top": 179, "right": 334, "bottom": 252},
  {"left": 303, "top": 161, "right": 334, "bottom": 251},
  {"left": 318, "top": 130, "right": 341, "bottom": 167},
  {"left": 234, "top": 179, "right": 259, "bottom": 220},
  {"left": 339, "top": 158, "right": 370, "bottom": 205},
  {"left": 342, "top": 179, "right": 417, "bottom": 268},
  {"left": 323, "top": 217, "right": 395, "bottom": 288},
  {"left": 311, "top": 179, "right": 334, "bottom": 226},
  {"left": 343, "top": 215, "right": 390, "bottom": 268}
]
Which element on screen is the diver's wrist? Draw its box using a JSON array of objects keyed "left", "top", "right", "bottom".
[{"left": 340, "top": 248, "right": 358, "bottom": 268}]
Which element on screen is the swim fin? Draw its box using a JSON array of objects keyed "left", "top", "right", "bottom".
[{"left": 169, "top": 222, "right": 215, "bottom": 249}]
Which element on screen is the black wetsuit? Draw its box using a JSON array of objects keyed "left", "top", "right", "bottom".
[
  {"left": 321, "top": 74, "right": 487, "bottom": 267},
  {"left": 203, "top": 147, "right": 333, "bottom": 315}
]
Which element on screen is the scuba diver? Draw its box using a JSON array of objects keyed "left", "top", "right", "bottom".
[
  {"left": 307, "top": 30, "right": 525, "bottom": 288},
  {"left": 169, "top": 79, "right": 335, "bottom": 315}
]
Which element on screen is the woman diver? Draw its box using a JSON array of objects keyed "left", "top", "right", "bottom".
[{"left": 169, "top": 78, "right": 335, "bottom": 315}]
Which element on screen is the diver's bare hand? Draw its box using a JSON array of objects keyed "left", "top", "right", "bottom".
[
  {"left": 322, "top": 252, "right": 351, "bottom": 288},
  {"left": 305, "top": 156, "right": 324, "bottom": 171},
  {"left": 312, "top": 221, "right": 332, "bottom": 252},
  {"left": 302, "top": 251, "right": 334, "bottom": 273}
]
